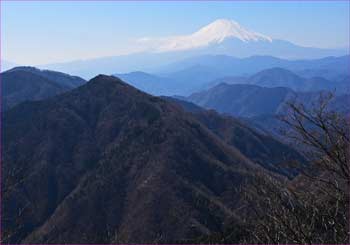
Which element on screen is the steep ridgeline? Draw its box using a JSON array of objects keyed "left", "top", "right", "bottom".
[
  {"left": 3, "top": 75, "right": 292, "bottom": 244},
  {"left": 163, "top": 97, "right": 305, "bottom": 177},
  {"left": 1, "top": 67, "right": 86, "bottom": 110}
]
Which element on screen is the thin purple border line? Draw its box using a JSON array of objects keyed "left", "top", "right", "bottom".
[
  {"left": 0, "top": 0, "right": 349, "bottom": 245},
  {"left": 348, "top": 1, "right": 350, "bottom": 243},
  {"left": 1, "top": 0, "right": 3, "bottom": 244},
  {"left": 0, "top": 0, "right": 350, "bottom": 2}
]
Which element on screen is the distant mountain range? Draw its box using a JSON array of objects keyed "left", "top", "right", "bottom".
[
  {"left": 3, "top": 64, "right": 348, "bottom": 117},
  {"left": 188, "top": 83, "right": 293, "bottom": 117},
  {"left": 4, "top": 63, "right": 348, "bottom": 115},
  {"left": 187, "top": 83, "right": 350, "bottom": 118},
  {"left": 114, "top": 57, "right": 350, "bottom": 96},
  {"left": 39, "top": 53, "right": 348, "bottom": 81},
  {"left": 138, "top": 19, "right": 346, "bottom": 59},
  {"left": 158, "top": 54, "right": 349, "bottom": 79},
  {"left": 6, "top": 54, "right": 348, "bottom": 86},
  {"left": 3, "top": 75, "right": 304, "bottom": 243},
  {"left": 248, "top": 67, "right": 349, "bottom": 93},
  {"left": 21, "top": 19, "right": 345, "bottom": 78},
  {"left": 184, "top": 81, "right": 350, "bottom": 140},
  {"left": 113, "top": 71, "right": 178, "bottom": 95},
  {"left": 114, "top": 65, "right": 223, "bottom": 96}
]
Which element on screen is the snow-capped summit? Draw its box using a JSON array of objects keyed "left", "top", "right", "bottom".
[
  {"left": 193, "top": 19, "right": 272, "bottom": 43},
  {"left": 139, "top": 19, "right": 272, "bottom": 52}
]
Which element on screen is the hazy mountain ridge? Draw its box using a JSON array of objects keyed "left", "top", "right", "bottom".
[
  {"left": 113, "top": 55, "right": 349, "bottom": 96},
  {"left": 158, "top": 54, "right": 349, "bottom": 75},
  {"left": 185, "top": 81, "right": 350, "bottom": 140},
  {"left": 1, "top": 67, "right": 86, "bottom": 110},
  {"left": 7, "top": 66, "right": 87, "bottom": 88},
  {"left": 248, "top": 67, "right": 349, "bottom": 93},
  {"left": 187, "top": 82, "right": 350, "bottom": 118},
  {"left": 113, "top": 71, "right": 177, "bottom": 95}
]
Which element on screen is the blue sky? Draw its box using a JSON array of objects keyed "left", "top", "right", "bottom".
[{"left": 2, "top": 1, "right": 349, "bottom": 65}]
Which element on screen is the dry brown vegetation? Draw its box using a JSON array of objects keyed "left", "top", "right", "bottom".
[{"left": 200, "top": 93, "right": 350, "bottom": 244}]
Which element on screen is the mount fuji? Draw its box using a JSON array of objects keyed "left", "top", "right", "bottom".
[
  {"left": 40, "top": 19, "right": 347, "bottom": 78},
  {"left": 140, "top": 19, "right": 345, "bottom": 58},
  {"left": 139, "top": 19, "right": 273, "bottom": 52}
]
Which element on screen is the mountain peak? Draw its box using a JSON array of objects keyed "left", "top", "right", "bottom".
[
  {"left": 88, "top": 74, "right": 132, "bottom": 89},
  {"left": 194, "top": 19, "right": 272, "bottom": 43},
  {"left": 206, "top": 18, "right": 241, "bottom": 29},
  {"left": 252, "top": 67, "right": 301, "bottom": 77},
  {"left": 140, "top": 19, "right": 273, "bottom": 53},
  {"left": 5, "top": 66, "right": 41, "bottom": 73},
  {"left": 195, "top": 19, "right": 272, "bottom": 43}
]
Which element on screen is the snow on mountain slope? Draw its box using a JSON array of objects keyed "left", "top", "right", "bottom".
[{"left": 139, "top": 19, "right": 272, "bottom": 52}]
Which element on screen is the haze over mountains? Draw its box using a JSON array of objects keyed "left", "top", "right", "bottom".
[
  {"left": 2, "top": 55, "right": 349, "bottom": 136},
  {"left": 7, "top": 19, "right": 341, "bottom": 78},
  {"left": 7, "top": 54, "right": 349, "bottom": 98},
  {"left": 187, "top": 83, "right": 350, "bottom": 117},
  {"left": 114, "top": 56, "right": 350, "bottom": 96},
  {"left": 159, "top": 54, "right": 349, "bottom": 78}
]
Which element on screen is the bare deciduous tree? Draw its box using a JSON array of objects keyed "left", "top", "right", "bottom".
[{"left": 239, "top": 92, "right": 349, "bottom": 244}]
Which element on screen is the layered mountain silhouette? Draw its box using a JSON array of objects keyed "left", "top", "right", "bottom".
[
  {"left": 112, "top": 55, "right": 349, "bottom": 96},
  {"left": 187, "top": 83, "right": 350, "bottom": 118},
  {"left": 188, "top": 83, "right": 292, "bottom": 117},
  {"left": 248, "top": 68, "right": 305, "bottom": 89},
  {"left": 248, "top": 67, "right": 349, "bottom": 93},
  {"left": 1, "top": 67, "right": 85, "bottom": 110},
  {"left": 158, "top": 54, "right": 350, "bottom": 79},
  {"left": 3, "top": 75, "right": 304, "bottom": 243},
  {"left": 114, "top": 65, "right": 223, "bottom": 96}
]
